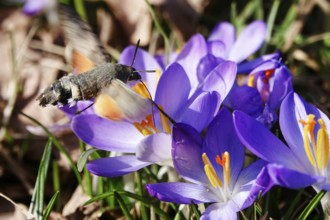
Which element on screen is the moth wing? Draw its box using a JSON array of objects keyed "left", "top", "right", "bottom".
[
  {"left": 59, "top": 5, "right": 111, "bottom": 73},
  {"left": 94, "top": 79, "right": 152, "bottom": 122}
]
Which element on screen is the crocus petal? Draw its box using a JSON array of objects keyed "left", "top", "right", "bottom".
[
  {"left": 172, "top": 123, "right": 208, "bottom": 184},
  {"left": 180, "top": 91, "right": 220, "bottom": 132},
  {"left": 237, "top": 160, "right": 268, "bottom": 209},
  {"left": 208, "top": 22, "right": 235, "bottom": 55},
  {"left": 72, "top": 114, "right": 143, "bottom": 152},
  {"left": 250, "top": 59, "right": 280, "bottom": 74},
  {"left": 197, "top": 54, "right": 224, "bottom": 82},
  {"left": 146, "top": 183, "right": 218, "bottom": 204},
  {"left": 154, "top": 52, "right": 179, "bottom": 70},
  {"left": 23, "top": 0, "right": 46, "bottom": 15},
  {"left": 320, "top": 183, "right": 330, "bottom": 191},
  {"left": 203, "top": 108, "right": 245, "bottom": 185},
  {"left": 280, "top": 93, "right": 311, "bottom": 169},
  {"left": 136, "top": 133, "right": 172, "bottom": 164},
  {"left": 60, "top": 100, "right": 94, "bottom": 118},
  {"left": 223, "top": 85, "right": 263, "bottom": 118},
  {"left": 235, "top": 160, "right": 266, "bottom": 193},
  {"left": 87, "top": 156, "right": 151, "bottom": 178},
  {"left": 267, "top": 65, "right": 293, "bottom": 110},
  {"left": 201, "top": 202, "right": 238, "bottom": 220},
  {"left": 196, "top": 60, "right": 237, "bottom": 99},
  {"left": 228, "top": 21, "right": 267, "bottom": 63},
  {"left": 256, "top": 104, "right": 278, "bottom": 128},
  {"left": 176, "top": 34, "right": 208, "bottom": 94},
  {"left": 207, "top": 41, "right": 226, "bottom": 58},
  {"left": 237, "top": 52, "right": 281, "bottom": 73},
  {"left": 265, "top": 163, "right": 323, "bottom": 189},
  {"left": 118, "top": 46, "right": 162, "bottom": 98},
  {"left": 233, "top": 111, "right": 303, "bottom": 169},
  {"left": 155, "top": 63, "right": 190, "bottom": 118}
]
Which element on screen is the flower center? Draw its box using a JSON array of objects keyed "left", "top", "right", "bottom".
[
  {"left": 263, "top": 69, "right": 275, "bottom": 84},
  {"left": 247, "top": 69, "right": 274, "bottom": 103},
  {"left": 202, "top": 152, "right": 231, "bottom": 200},
  {"left": 132, "top": 82, "right": 171, "bottom": 136},
  {"left": 299, "top": 114, "right": 330, "bottom": 174}
]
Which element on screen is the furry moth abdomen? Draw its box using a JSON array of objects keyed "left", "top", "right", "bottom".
[{"left": 37, "top": 63, "right": 140, "bottom": 107}]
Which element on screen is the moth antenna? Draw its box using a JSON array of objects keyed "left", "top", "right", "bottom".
[
  {"left": 75, "top": 102, "right": 94, "bottom": 115},
  {"left": 138, "top": 79, "right": 176, "bottom": 125},
  {"left": 134, "top": 70, "right": 156, "bottom": 73},
  {"left": 130, "top": 39, "right": 141, "bottom": 67},
  {"left": 151, "top": 100, "right": 176, "bottom": 125}
]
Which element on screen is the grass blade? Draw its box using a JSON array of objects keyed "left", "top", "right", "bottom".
[
  {"left": 20, "top": 112, "right": 83, "bottom": 188},
  {"left": 29, "top": 139, "right": 52, "bottom": 220},
  {"left": 42, "top": 191, "right": 60, "bottom": 220},
  {"left": 136, "top": 171, "right": 148, "bottom": 220},
  {"left": 114, "top": 191, "right": 133, "bottom": 220},
  {"left": 77, "top": 148, "right": 98, "bottom": 172},
  {"left": 84, "top": 190, "right": 170, "bottom": 220},
  {"left": 190, "top": 202, "right": 201, "bottom": 219},
  {"left": 298, "top": 190, "right": 326, "bottom": 220}
]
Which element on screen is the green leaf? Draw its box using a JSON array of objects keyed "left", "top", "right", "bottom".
[
  {"left": 42, "top": 191, "right": 60, "bottom": 220},
  {"left": 77, "top": 148, "right": 98, "bottom": 172},
  {"left": 84, "top": 190, "right": 170, "bottom": 220},
  {"left": 190, "top": 202, "right": 201, "bottom": 219},
  {"left": 114, "top": 191, "right": 133, "bottom": 220},
  {"left": 20, "top": 112, "right": 83, "bottom": 189},
  {"left": 29, "top": 140, "right": 52, "bottom": 220},
  {"left": 136, "top": 171, "right": 148, "bottom": 220},
  {"left": 145, "top": 0, "right": 170, "bottom": 65},
  {"left": 298, "top": 190, "right": 326, "bottom": 220}
]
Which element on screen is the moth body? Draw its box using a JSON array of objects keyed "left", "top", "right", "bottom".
[{"left": 37, "top": 63, "right": 140, "bottom": 107}]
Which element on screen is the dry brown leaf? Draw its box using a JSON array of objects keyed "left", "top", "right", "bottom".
[{"left": 105, "top": 0, "right": 152, "bottom": 46}]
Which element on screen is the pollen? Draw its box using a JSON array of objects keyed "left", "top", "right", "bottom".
[
  {"left": 247, "top": 75, "right": 255, "bottom": 87},
  {"left": 134, "top": 114, "right": 158, "bottom": 136},
  {"left": 299, "top": 114, "right": 330, "bottom": 172},
  {"left": 203, "top": 153, "right": 222, "bottom": 188}
]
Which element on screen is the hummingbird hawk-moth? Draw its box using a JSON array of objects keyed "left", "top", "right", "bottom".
[{"left": 37, "top": 5, "right": 152, "bottom": 122}]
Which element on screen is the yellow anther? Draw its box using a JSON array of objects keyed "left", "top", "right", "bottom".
[
  {"left": 216, "top": 152, "right": 231, "bottom": 187},
  {"left": 202, "top": 153, "right": 222, "bottom": 188},
  {"left": 316, "top": 119, "right": 329, "bottom": 169},
  {"left": 204, "top": 164, "right": 222, "bottom": 188},
  {"left": 299, "top": 114, "right": 330, "bottom": 171},
  {"left": 299, "top": 115, "right": 317, "bottom": 166},
  {"left": 247, "top": 75, "right": 255, "bottom": 87}
]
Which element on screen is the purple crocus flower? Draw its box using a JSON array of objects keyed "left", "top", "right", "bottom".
[
  {"left": 233, "top": 92, "right": 328, "bottom": 194},
  {"left": 208, "top": 20, "right": 268, "bottom": 63},
  {"left": 147, "top": 108, "right": 266, "bottom": 220},
  {"left": 72, "top": 43, "right": 237, "bottom": 177},
  {"left": 225, "top": 58, "right": 293, "bottom": 128},
  {"left": 22, "top": 0, "right": 57, "bottom": 16},
  {"left": 207, "top": 20, "right": 283, "bottom": 76}
]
